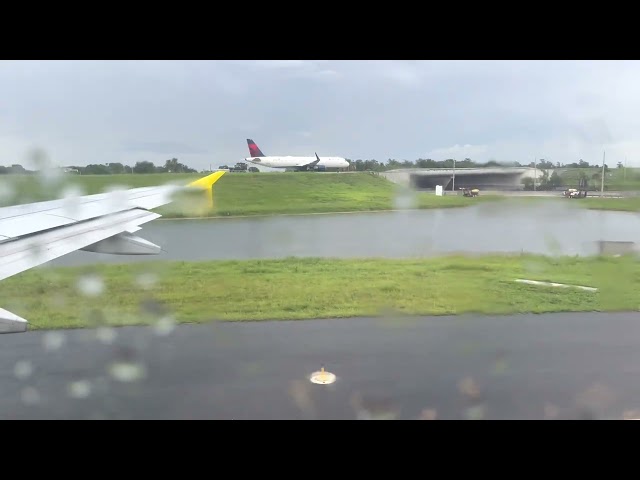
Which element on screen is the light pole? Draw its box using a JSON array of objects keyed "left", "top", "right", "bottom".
[
  {"left": 452, "top": 158, "right": 456, "bottom": 193},
  {"left": 600, "top": 150, "right": 605, "bottom": 197}
]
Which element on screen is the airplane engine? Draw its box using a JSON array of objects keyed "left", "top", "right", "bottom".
[{"left": 80, "top": 231, "right": 161, "bottom": 255}]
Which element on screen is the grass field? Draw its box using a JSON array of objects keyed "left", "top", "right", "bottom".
[
  {"left": 0, "top": 172, "right": 503, "bottom": 217},
  {"left": 576, "top": 196, "right": 640, "bottom": 212},
  {"left": 3, "top": 171, "right": 640, "bottom": 218},
  {"left": 2, "top": 255, "right": 637, "bottom": 331}
]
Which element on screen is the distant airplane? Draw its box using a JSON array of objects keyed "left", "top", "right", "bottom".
[
  {"left": 244, "top": 139, "right": 350, "bottom": 171},
  {"left": 0, "top": 170, "right": 226, "bottom": 334}
]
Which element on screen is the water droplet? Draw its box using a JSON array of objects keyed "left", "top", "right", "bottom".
[
  {"left": 67, "top": 380, "right": 92, "bottom": 399},
  {"left": 108, "top": 361, "right": 147, "bottom": 383},
  {"left": 622, "top": 409, "right": 640, "bottom": 420},
  {"left": 61, "top": 184, "right": 86, "bottom": 217},
  {"left": 29, "top": 147, "right": 50, "bottom": 170},
  {"left": 418, "top": 408, "right": 438, "bottom": 420},
  {"left": 464, "top": 404, "right": 486, "bottom": 420},
  {"left": 42, "top": 331, "right": 66, "bottom": 351},
  {"left": 105, "top": 185, "right": 130, "bottom": 210},
  {"left": 28, "top": 240, "right": 46, "bottom": 261},
  {"left": 14, "top": 360, "right": 33, "bottom": 380},
  {"left": 0, "top": 178, "right": 16, "bottom": 205},
  {"left": 36, "top": 157, "right": 64, "bottom": 188},
  {"left": 62, "top": 184, "right": 85, "bottom": 199},
  {"left": 96, "top": 326, "right": 117, "bottom": 344},
  {"left": 21, "top": 387, "right": 40, "bottom": 405},
  {"left": 140, "top": 298, "right": 169, "bottom": 316},
  {"left": 458, "top": 377, "right": 481, "bottom": 400},
  {"left": 136, "top": 273, "right": 158, "bottom": 290},
  {"left": 77, "top": 274, "right": 104, "bottom": 297},
  {"left": 544, "top": 403, "right": 560, "bottom": 419},
  {"left": 393, "top": 187, "right": 417, "bottom": 210},
  {"left": 153, "top": 316, "right": 176, "bottom": 336}
]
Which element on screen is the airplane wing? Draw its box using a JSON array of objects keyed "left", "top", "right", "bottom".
[
  {"left": 297, "top": 153, "right": 322, "bottom": 169},
  {"left": 0, "top": 170, "right": 225, "bottom": 334}
]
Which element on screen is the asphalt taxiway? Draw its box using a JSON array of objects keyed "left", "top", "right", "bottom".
[{"left": 1, "top": 312, "right": 640, "bottom": 419}]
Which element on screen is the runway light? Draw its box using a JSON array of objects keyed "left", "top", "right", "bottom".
[{"left": 309, "top": 366, "right": 336, "bottom": 385}]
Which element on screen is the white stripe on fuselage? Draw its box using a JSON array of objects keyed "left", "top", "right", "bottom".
[{"left": 245, "top": 156, "right": 349, "bottom": 169}]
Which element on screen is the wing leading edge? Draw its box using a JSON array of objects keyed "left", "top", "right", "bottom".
[{"left": 0, "top": 170, "right": 226, "bottom": 333}]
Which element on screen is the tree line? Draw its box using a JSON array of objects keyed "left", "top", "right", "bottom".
[
  {"left": 0, "top": 156, "right": 626, "bottom": 175},
  {"left": 0, "top": 158, "right": 198, "bottom": 175},
  {"left": 348, "top": 158, "right": 618, "bottom": 172}
]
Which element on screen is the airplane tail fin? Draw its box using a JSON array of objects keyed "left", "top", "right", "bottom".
[
  {"left": 188, "top": 170, "right": 226, "bottom": 209},
  {"left": 247, "top": 139, "right": 265, "bottom": 157}
]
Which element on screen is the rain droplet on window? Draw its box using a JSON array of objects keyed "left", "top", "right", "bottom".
[
  {"left": 418, "top": 408, "right": 438, "bottom": 420},
  {"left": 105, "top": 185, "right": 130, "bottom": 211},
  {"left": 95, "top": 326, "right": 117, "bottom": 344},
  {"left": 153, "top": 316, "right": 176, "bottom": 336},
  {"left": 108, "top": 361, "right": 147, "bottom": 383},
  {"left": 14, "top": 360, "right": 33, "bottom": 380},
  {"left": 21, "top": 387, "right": 40, "bottom": 405},
  {"left": 0, "top": 178, "right": 16, "bottom": 205},
  {"left": 77, "top": 274, "right": 104, "bottom": 297},
  {"left": 67, "top": 380, "right": 92, "bottom": 399},
  {"left": 464, "top": 404, "right": 486, "bottom": 420},
  {"left": 458, "top": 377, "right": 481, "bottom": 400},
  {"left": 136, "top": 273, "right": 158, "bottom": 290},
  {"left": 42, "top": 331, "right": 66, "bottom": 351},
  {"left": 61, "top": 184, "right": 86, "bottom": 217}
]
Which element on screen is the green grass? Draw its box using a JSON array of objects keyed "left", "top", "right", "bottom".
[
  {"left": 579, "top": 196, "right": 640, "bottom": 212},
  {"left": 3, "top": 171, "right": 640, "bottom": 218},
  {"left": 0, "top": 172, "right": 502, "bottom": 218},
  {"left": 3, "top": 255, "right": 638, "bottom": 331}
]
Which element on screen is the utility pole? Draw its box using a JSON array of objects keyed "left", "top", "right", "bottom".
[
  {"left": 452, "top": 158, "right": 456, "bottom": 193},
  {"left": 601, "top": 150, "right": 605, "bottom": 197},
  {"left": 624, "top": 156, "right": 627, "bottom": 184}
]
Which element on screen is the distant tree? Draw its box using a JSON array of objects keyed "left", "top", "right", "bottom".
[
  {"left": 162, "top": 157, "right": 197, "bottom": 173},
  {"left": 548, "top": 170, "right": 563, "bottom": 188},
  {"left": 9, "top": 164, "right": 27, "bottom": 174},
  {"left": 107, "top": 162, "right": 126, "bottom": 174},
  {"left": 83, "top": 164, "right": 111, "bottom": 174},
  {"left": 133, "top": 161, "right": 157, "bottom": 174}
]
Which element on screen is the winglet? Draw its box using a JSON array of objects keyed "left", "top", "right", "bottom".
[
  {"left": 315, "top": 153, "right": 320, "bottom": 162},
  {"left": 187, "top": 170, "right": 226, "bottom": 209}
]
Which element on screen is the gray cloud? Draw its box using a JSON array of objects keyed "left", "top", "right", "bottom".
[
  {"left": 0, "top": 60, "right": 639, "bottom": 170},
  {"left": 122, "top": 141, "right": 208, "bottom": 155}
]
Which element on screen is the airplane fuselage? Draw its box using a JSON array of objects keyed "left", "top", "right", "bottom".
[{"left": 245, "top": 156, "right": 349, "bottom": 170}]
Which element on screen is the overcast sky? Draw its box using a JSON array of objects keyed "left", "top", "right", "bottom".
[{"left": 1, "top": 60, "right": 639, "bottom": 170}]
